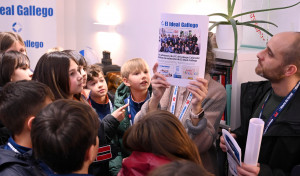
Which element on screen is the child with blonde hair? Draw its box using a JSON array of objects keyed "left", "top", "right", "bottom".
[{"left": 109, "top": 58, "right": 152, "bottom": 175}]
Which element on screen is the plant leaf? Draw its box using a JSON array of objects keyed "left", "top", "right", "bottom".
[
  {"left": 232, "top": 1, "right": 300, "bottom": 19},
  {"left": 228, "top": 0, "right": 232, "bottom": 16},
  {"left": 229, "top": 0, "right": 236, "bottom": 17},
  {"left": 207, "top": 13, "right": 229, "bottom": 21},
  {"left": 242, "top": 23, "right": 274, "bottom": 37},
  {"left": 209, "top": 21, "right": 224, "bottom": 23},
  {"left": 209, "top": 21, "right": 227, "bottom": 31},
  {"left": 239, "top": 20, "right": 278, "bottom": 27},
  {"left": 228, "top": 18, "right": 238, "bottom": 69}
]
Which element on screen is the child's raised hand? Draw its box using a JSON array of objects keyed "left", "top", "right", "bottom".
[{"left": 112, "top": 103, "right": 129, "bottom": 122}]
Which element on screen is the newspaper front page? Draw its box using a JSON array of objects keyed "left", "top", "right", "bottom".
[{"left": 157, "top": 13, "right": 209, "bottom": 87}]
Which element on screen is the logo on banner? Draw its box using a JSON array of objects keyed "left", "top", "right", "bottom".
[{"left": 12, "top": 22, "right": 22, "bottom": 33}]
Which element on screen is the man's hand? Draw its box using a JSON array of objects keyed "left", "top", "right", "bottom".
[
  {"left": 111, "top": 103, "right": 129, "bottom": 122},
  {"left": 220, "top": 133, "right": 237, "bottom": 152},
  {"left": 237, "top": 163, "right": 260, "bottom": 176}
]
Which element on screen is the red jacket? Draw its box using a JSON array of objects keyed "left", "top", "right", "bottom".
[{"left": 117, "top": 151, "right": 171, "bottom": 176}]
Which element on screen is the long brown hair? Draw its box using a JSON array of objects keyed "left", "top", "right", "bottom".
[
  {"left": 32, "top": 51, "right": 80, "bottom": 100},
  {"left": 123, "top": 110, "right": 202, "bottom": 165}
]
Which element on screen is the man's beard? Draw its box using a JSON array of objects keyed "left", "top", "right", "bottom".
[
  {"left": 255, "top": 63, "right": 285, "bottom": 83},
  {"left": 255, "top": 62, "right": 264, "bottom": 77}
]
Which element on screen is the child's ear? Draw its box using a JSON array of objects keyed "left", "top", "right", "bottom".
[
  {"left": 85, "top": 146, "right": 93, "bottom": 162},
  {"left": 27, "top": 116, "right": 35, "bottom": 131},
  {"left": 85, "top": 137, "right": 99, "bottom": 163},
  {"left": 123, "top": 77, "right": 131, "bottom": 87}
]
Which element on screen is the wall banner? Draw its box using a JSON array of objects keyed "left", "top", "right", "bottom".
[{"left": 0, "top": 0, "right": 57, "bottom": 69}]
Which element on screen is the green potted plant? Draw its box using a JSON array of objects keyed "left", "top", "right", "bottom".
[{"left": 208, "top": 0, "right": 300, "bottom": 68}]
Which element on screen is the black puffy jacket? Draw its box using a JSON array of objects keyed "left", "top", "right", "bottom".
[{"left": 89, "top": 114, "right": 120, "bottom": 176}]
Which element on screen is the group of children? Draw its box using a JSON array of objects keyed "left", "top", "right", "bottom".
[{"left": 0, "top": 31, "right": 180, "bottom": 176}]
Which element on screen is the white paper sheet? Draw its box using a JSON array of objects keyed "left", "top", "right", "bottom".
[{"left": 244, "top": 118, "right": 265, "bottom": 166}]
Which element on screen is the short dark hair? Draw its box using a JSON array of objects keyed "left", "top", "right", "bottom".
[
  {"left": 86, "top": 64, "right": 104, "bottom": 82},
  {"left": 0, "top": 32, "right": 25, "bottom": 52},
  {"left": 32, "top": 51, "right": 79, "bottom": 100},
  {"left": 0, "top": 51, "right": 30, "bottom": 86},
  {"left": 148, "top": 160, "right": 212, "bottom": 176},
  {"left": 283, "top": 32, "right": 300, "bottom": 77},
  {"left": 31, "top": 99, "right": 99, "bottom": 174},
  {"left": 0, "top": 80, "right": 54, "bottom": 135},
  {"left": 123, "top": 110, "right": 202, "bottom": 165}
]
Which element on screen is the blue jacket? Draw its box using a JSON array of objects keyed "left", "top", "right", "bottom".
[{"left": 0, "top": 147, "right": 47, "bottom": 176}]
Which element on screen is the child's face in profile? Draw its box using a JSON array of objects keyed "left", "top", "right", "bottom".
[
  {"left": 125, "top": 68, "right": 151, "bottom": 92},
  {"left": 86, "top": 73, "right": 108, "bottom": 99},
  {"left": 10, "top": 65, "right": 33, "bottom": 82},
  {"left": 69, "top": 59, "right": 83, "bottom": 95}
]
